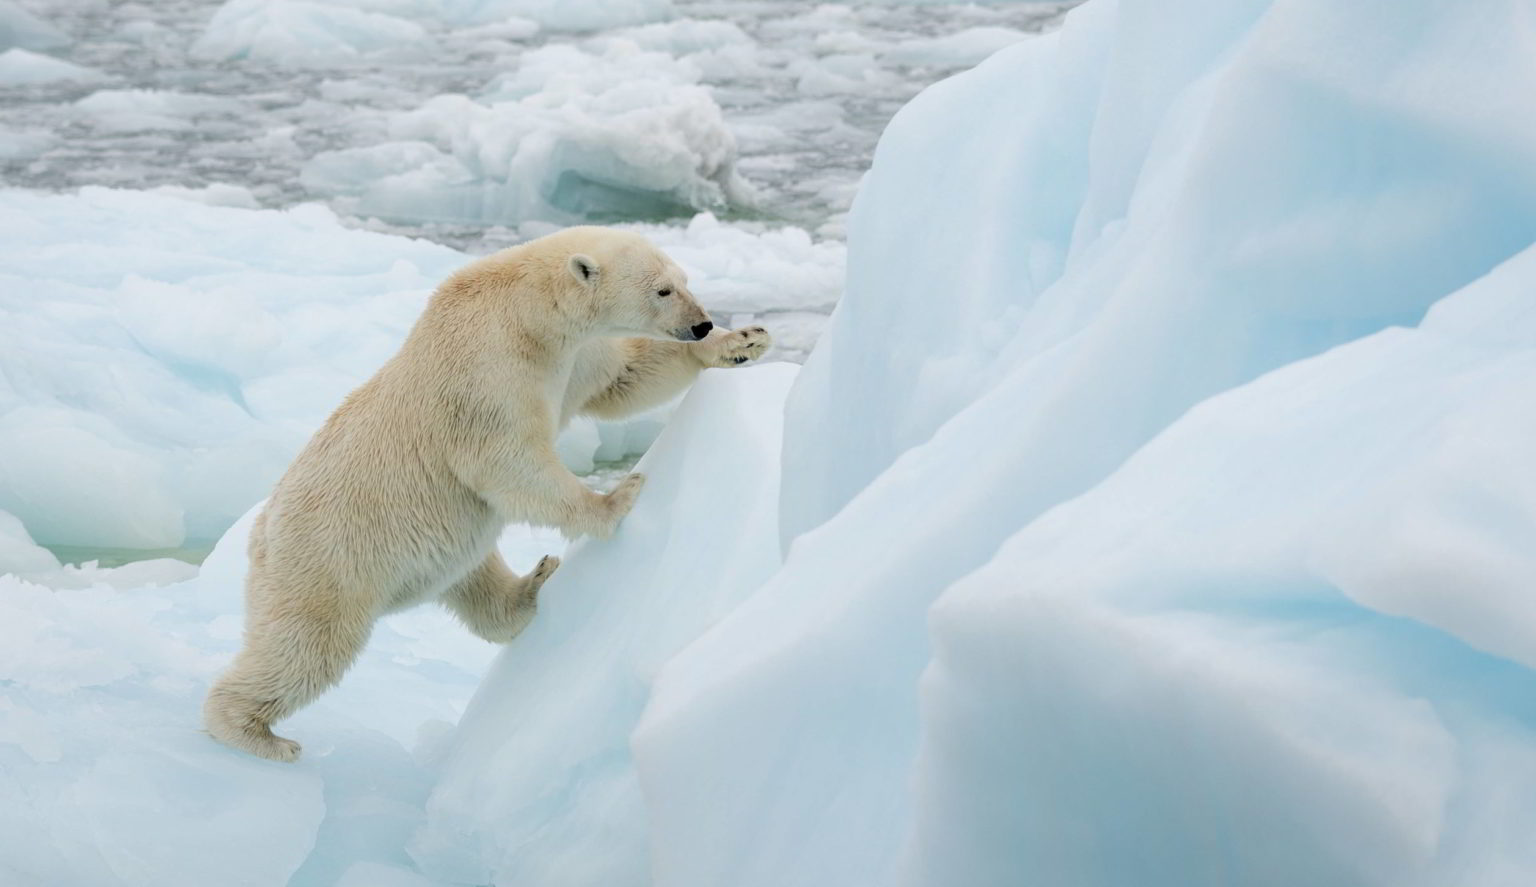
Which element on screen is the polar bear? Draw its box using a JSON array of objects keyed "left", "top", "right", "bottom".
[{"left": 204, "top": 227, "right": 771, "bottom": 762}]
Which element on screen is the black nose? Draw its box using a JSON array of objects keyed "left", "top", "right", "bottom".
[{"left": 691, "top": 321, "right": 714, "bottom": 340}]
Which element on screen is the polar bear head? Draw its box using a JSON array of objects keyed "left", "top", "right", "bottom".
[{"left": 561, "top": 227, "right": 715, "bottom": 342}]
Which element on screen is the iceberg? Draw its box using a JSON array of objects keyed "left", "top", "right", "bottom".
[
  {"left": 0, "top": 507, "right": 61, "bottom": 578},
  {"left": 0, "top": 0, "right": 68, "bottom": 52},
  {"left": 192, "top": 0, "right": 434, "bottom": 63},
  {"left": 905, "top": 240, "right": 1536, "bottom": 887},
  {"left": 0, "top": 48, "right": 103, "bottom": 84},
  {"left": 303, "top": 40, "right": 751, "bottom": 227},
  {"left": 419, "top": 0, "right": 1536, "bottom": 884}
]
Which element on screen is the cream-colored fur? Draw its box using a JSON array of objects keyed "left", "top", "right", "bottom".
[{"left": 204, "top": 227, "right": 771, "bottom": 762}]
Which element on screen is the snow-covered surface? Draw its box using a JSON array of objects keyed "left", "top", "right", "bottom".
[
  {"left": 0, "top": 364, "right": 787, "bottom": 887},
  {"left": 0, "top": 187, "right": 834, "bottom": 552},
  {"left": 0, "top": 502, "right": 559, "bottom": 887},
  {"left": 0, "top": 188, "right": 460, "bottom": 549}
]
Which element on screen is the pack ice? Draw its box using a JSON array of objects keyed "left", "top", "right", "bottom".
[
  {"left": 192, "top": 0, "right": 750, "bottom": 227},
  {"left": 300, "top": 39, "right": 752, "bottom": 227}
]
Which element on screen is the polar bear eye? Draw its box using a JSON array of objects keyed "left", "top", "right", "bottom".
[{"left": 657, "top": 288, "right": 673, "bottom": 297}]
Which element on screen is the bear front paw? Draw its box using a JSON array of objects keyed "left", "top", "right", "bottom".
[{"left": 703, "top": 326, "right": 771, "bottom": 368}]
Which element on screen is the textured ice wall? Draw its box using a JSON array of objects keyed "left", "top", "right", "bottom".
[
  {"left": 426, "top": 0, "right": 1536, "bottom": 884},
  {"left": 411, "top": 364, "right": 797, "bottom": 886},
  {"left": 906, "top": 238, "right": 1536, "bottom": 887},
  {"left": 640, "top": 0, "right": 1536, "bottom": 885}
]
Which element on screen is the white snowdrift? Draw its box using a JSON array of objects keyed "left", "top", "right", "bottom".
[{"left": 419, "top": 0, "right": 1536, "bottom": 884}]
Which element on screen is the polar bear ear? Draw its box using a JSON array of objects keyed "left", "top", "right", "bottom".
[{"left": 568, "top": 254, "right": 600, "bottom": 286}]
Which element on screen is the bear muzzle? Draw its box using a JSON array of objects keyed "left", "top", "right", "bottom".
[{"left": 674, "top": 321, "right": 714, "bottom": 341}]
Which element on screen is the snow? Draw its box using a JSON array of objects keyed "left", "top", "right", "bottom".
[
  {"left": 0, "top": 502, "right": 559, "bottom": 887},
  {"left": 0, "top": 364, "right": 784, "bottom": 887},
  {"left": 0, "top": 188, "right": 458, "bottom": 550},
  {"left": 0, "top": 47, "right": 102, "bottom": 84},
  {"left": 0, "top": 187, "right": 834, "bottom": 551}
]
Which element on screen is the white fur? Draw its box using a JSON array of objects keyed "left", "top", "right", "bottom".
[{"left": 203, "top": 226, "right": 771, "bottom": 762}]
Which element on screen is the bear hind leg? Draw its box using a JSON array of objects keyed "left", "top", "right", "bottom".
[
  {"left": 443, "top": 551, "right": 560, "bottom": 643},
  {"left": 204, "top": 593, "right": 372, "bottom": 763}
]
